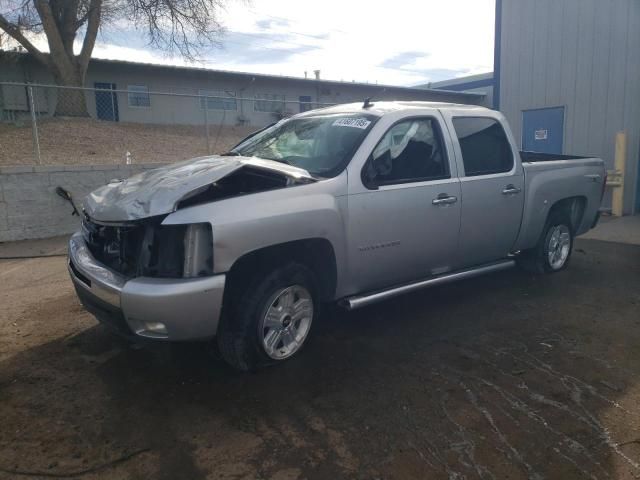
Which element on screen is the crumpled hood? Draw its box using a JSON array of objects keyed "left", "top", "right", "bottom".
[{"left": 83, "top": 156, "right": 314, "bottom": 222}]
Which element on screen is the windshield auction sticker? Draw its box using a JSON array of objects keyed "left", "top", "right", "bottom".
[{"left": 332, "top": 118, "right": 372, "bottom": 129}]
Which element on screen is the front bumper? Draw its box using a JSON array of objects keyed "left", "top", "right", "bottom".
[{"left": 67, "top": 232, "right": 225, "bottom": 341}]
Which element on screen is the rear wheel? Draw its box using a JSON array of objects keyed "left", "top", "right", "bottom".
[
  {"left": 546, "top": 224, "right": 572, "bottom": 270},
  {"left": 518, "top": 211, "right": 573, "bottom": 274},
  {"left": 217, "top": 262, "right": 317, "bottom": 371}
]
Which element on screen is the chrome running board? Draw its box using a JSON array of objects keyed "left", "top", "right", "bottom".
[{"left": 342, "top": 259, "right": 516, "bottom": 310}]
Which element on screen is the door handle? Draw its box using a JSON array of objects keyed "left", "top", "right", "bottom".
[
  {"left": 502, "top": 184, "right": 522, "bottom": 195},
  {"left": 432, "top": 194, "right": 458, "bottom": 206},
  {"left": 584, "top": 174, "right": 601, "bottom": 182}
]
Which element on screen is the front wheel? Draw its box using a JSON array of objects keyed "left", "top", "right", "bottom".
[
  {"left": 517, "top": 212, "right": 574, "bottom": 274},
  {"left": 217, "top": 263, "right": 318, "bottom": 371}
]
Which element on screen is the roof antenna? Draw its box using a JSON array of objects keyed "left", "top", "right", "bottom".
[{"left": 363, "top": 87, "right": 386, "bottom": 109}]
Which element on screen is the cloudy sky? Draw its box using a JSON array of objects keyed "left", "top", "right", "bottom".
[{"left": 29, "top": 0, "right": 496, "bottom": 87}]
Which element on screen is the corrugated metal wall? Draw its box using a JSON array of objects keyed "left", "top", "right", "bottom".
[{"left": 498, "top": 0, "right": 640, "bottom": 214}]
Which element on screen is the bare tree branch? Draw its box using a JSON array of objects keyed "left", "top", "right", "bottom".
[
  {"left": 124, "top": 0, "right": 226, "bottom": 60},
  {"left": 58, "top": 0, "right": 82, "bottom": 55},
  {"left": 0, "top": 11, "right": 48, "bottom": 65},
  {"left": 78, "top": 0, "right": 102, "bottom": 70},
  {"left": 0, "top": 0, "right": 231, "bottom": 115},
  {"left": 33, "top": 0, "right": 71, "bottom": 68}
]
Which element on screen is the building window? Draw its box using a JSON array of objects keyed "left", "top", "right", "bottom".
[
  {"left": 255, "top": 93, "right": 285, "bottom": 113},
  {"left": 127, "top": 85, "right": 150, "bottom": 108},
  {"left": 199, "top": 89, "right": 237, "bottom": 111},
  {"left": 299, "top": 95, "right": 313, "bottom": 113},
  {"left": 452, "top": 117, "right": 513, "bottom": 176}
]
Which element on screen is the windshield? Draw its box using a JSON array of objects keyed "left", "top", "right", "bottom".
[{"left": 232, "top": 114, "right": 377, "bottom": 176}]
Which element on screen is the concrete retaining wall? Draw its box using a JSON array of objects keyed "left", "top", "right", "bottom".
[{"left": 0, "top": 163, "right": 166, "bottom": 242}]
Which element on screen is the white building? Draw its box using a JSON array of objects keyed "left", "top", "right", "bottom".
[{"left": 0, "top": 53, "right": 486, "bottom": 128}]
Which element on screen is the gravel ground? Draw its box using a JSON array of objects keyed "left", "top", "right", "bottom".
[
  {"left": 0, "top": 238, "right": 639, "bottom": 479},
  {"left": 0, "top": 118, "right": 255, "bottom": 166}
]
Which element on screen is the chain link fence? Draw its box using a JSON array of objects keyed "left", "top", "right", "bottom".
[{"left": 0, "top": 82, "right": 336, "bottom": 166}]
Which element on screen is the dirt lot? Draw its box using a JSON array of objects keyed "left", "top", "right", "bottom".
[
  {"left": 1, "top": 238, "right": 639, "bottom": 479},
  {"left": 0, "top": 118, "right": 255, "bottom": 166}
]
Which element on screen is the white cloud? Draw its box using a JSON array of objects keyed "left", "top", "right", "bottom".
[
  {"left": 13, "top": 0, "right": 495, "bottom": 86},
  {"left": 216, "top": 0, "right": 496, "bottom": 84}
]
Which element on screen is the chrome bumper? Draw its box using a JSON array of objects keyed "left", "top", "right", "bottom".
[{"left": 67, "top": 232, "right": 225, "bottom": 341}]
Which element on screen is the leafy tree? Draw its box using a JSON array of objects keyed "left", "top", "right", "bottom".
[{"left": 0, "top": 0, "right": 228, "bottom": 116}]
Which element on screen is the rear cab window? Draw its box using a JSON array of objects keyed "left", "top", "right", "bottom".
[{"left": 452, "top": 117, "right": 513, "bottom": 176}]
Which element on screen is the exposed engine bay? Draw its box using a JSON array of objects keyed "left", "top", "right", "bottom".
[
  {"left": 177, "top": 166, "right": 294, "bottom": 210},
  {"left": 81, "top": 164, "right": 313, "bottom": 279},
  {"left": 82, "top": 215, "right": 213, "bottom": 279},
  {"left": 83, "top": 156, "right": 316, "bottom": 223}
]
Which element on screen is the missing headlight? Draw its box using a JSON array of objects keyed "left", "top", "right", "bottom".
[
  {"left": 183, "top": 223, "right": 214, "bottom": 278},
  {"left": 143, "top": 222, "right": 213, "bottom": 278},
  {"left": 83, "top": 215, "right": 214, "bottom": 279}
]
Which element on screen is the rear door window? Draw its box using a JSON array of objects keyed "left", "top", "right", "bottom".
[{"left": 452, "top": 117, "right": 513, "bottom": 176}]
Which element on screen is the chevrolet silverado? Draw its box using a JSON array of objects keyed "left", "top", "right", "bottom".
[{"left": 68, "top": 101, "right": 606, "bottom": 370}]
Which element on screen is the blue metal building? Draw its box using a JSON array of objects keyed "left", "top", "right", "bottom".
[{"left": 494, "top": 0, "right": 640, "bottom": 215}]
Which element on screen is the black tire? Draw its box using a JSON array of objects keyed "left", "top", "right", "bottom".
[
  {"left": 517, "top": 210, "right": 574, "bottom": 274},
  {"left": 217, "top": 262, "right": 318, "bottom": 371}
]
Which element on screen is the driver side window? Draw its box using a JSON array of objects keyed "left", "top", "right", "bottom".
[{"left": 364, "top": 117, "right": 449, "bottom": 187}]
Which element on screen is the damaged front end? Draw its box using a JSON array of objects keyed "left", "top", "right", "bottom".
[
  {"left": 69, "top": 155, "right": 317, "bottom": 342},
  {"left": 79, "top": 160, "right": 308, "bottom": 280},
  {"left": 69, "top": 215, "right": 225, "bottom": 341},
  {"left": 81, "top": 214, "right": 213, "bottom": 280},
  {"left": 176, "top": 166, "right": 295, "bottom": 210},
  {"left": 84, "top": 156, "right": 315, "bottom": 223}
]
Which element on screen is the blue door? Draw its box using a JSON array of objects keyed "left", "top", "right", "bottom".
[
  {"left": 94, "top": 82, "right": 119, "bottom": 121},
  {"left": 299, "top": 95, "right": 312, "bottom": 113},
  {"left": 522, "top": 107, "right": 564, "bottom": 154}
]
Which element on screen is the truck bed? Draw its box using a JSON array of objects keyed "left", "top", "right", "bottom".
[
  {"left": 520, "top": 151, "right": 591, "bottom": 162},
  {"left": 516, "top": 153, "right": 605, "bottom": 252}
]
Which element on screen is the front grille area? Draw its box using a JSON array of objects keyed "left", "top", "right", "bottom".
[
  {"left": 81, "top": 215, "right": 212, "bottom": 278},
  {"left": 82, "top": 215, "right": 146, "bottom": 277}
]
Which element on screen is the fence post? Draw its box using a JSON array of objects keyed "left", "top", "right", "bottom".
[
  {"left": 110, "top": 84, "right": 116, "bottom": 121},
  {"left": 610, "top": 132, "right": 626, "bottom": 216},
  {"left": 203, "top": 96, "right": 211, "bottom": 154},
  {"left": 27, "top": 84, "right": 41, "bottom": 164}
]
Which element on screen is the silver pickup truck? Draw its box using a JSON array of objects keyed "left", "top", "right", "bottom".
[{"left": 68, "top": 101, "right": 606, "bottom": 370}]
